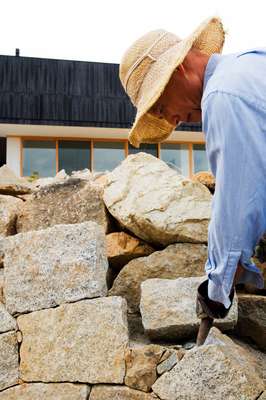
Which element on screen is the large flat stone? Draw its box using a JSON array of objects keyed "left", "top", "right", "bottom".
[
  {"left": 0, "top": 383, "right": 90, "bottom": 399},
  {"left": 103, "top": 153, "right": 211, "bottom": 246},
  {"left": 237, "top": 294, "right": 266, "bottom": 351},
  {"left": 3, "top": 222, "right": 108, "bottom": 315},
  {"left": 16, "top": 178, "right": 109, "bottom": 233},
  {"left": 0, "top": 303, "right": 16, "bottom": 333},
  {"left": 152, "top": 328, "right": 264, "bottom": 400},
  {"left": 109, "top": 243, "right": 207, "bottom": 313},
  {"left": 0, "top": 195, "right": 23, "bottom": 238},
  {"left": 140, "top": 277, "right": 238, "bottom": 340},
  {"left": 90, "top": 385, "right": 158, "bottom": 399},
  {"left": 0, "top": 331, "right": 19, "bottom": 391},
  {"left": 17, "top": 297, "right": 129, "bottom": 383}
]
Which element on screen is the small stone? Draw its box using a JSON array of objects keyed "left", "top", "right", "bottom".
[
  {"left": 16, "top": 331, "right": 22, "bottom": 343},
  {"left": 157, "top": 350, "right": 181, "bottom": 375},
  {"left": 0, "top": 303, "right": 16, "bottom": 333},
  {"left": 125, "top": 344, "right": 165, "bottom": 392},
  {"left": 107, "top": 232, "right": 154, "bottom": 270},
  {"left": 183, "top": 342, "right": 196, "bottom": 350},
  {"left": 0, "top": 383, "right": 90, "bottom": 399},
  {"left": 191, "top": 171, "right": 215, "bottom": 193},
  {"left": 0, "top": 331, "right": 19, "bottom": 391}
]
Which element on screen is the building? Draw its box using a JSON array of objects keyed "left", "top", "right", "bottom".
[{"left": 0, "top": 51, "right": 209, "bottom": 178}]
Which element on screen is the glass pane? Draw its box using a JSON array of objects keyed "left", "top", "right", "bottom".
[
  {"left": 193, "top": 144, "right": 209, "bottom": 173},
  {"left": 59, "top": 140, "right": 90, "bottom": 174},
  {"left": 160, "top": 143, "right": 189, "bottom": 176},
  {"left": 128, "top": 143, "right": 158, "bottom": 157},
  {"left": 93, "top": 142, "right": 125, "bottom": 172},
  {"left": 23, "top": 140, "right": 56, "bottom": 177}
]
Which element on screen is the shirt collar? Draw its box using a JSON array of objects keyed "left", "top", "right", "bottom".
[{"left": 203, "top": 53, "right": 222, "bottom": 92}]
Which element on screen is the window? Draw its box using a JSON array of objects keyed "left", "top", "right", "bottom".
[
  {"left": 160, "top": 143, "right": 189, "bottom": 176},
  {"left": 93, "top": 141, "right": 125, "bottom": 172},
  {"left": 58, "top": 140, "right": 90, "bottom": 174},
  {"left": 128, "top": 143, "right": 158, "bottom": 157},
  {"left": 193, "top": 144, "right": 209, "bottom": 173},
  {"left": 23, "top": 140, "right": 56, "bottom": 177}
]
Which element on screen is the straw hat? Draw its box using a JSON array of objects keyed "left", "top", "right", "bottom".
[{"left": 119, "top": 16, "right": 225, "bottom": 148}]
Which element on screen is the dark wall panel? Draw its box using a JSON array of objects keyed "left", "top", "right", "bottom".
[{"left": 0, "top": 55, "right": 202, "bottom": 132}]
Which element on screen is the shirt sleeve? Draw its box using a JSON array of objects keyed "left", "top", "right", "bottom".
[{"left": 202, "top": 91, "right": 265, "bottom": 308}]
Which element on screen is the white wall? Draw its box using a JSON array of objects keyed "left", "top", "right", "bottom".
[{"left": 6, "top": 137, "right": 20, "bottom": 176}]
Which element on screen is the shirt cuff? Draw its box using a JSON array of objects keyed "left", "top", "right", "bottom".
[{"left": 206, "top": 249, "right": 264, "bottom": 308}]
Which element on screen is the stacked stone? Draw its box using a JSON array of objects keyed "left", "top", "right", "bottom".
[{"left": 0, "top": 156, "right": 265, "bottom": 399}]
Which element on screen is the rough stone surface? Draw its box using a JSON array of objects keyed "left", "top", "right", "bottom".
[
  {"left": 237, "top": 294, "right": 266, "bottom": 351},
  {"left": 125, "top": 344, "right": 165, "bottom": 392},
  {"left": 17, "top": 297, "right": 129, "bottom": 383},
  {"left": 0, "top": 165, "right": 32, "bottom": 195},
  {"left": 90, "top": 385, "right": 158, "bottom": 399},
  {"left": 140, "top": 277, "right": 238, "bottom": 340},
  {"left": 0, "top": 195, "right": 23, "bottom": 238},
  {"left": 0, "top": 383, "right": 90, "bottom": 399},
  {"left": 0, "top": 268, "right": 4, "bottom": 302},
  {"left": 109, "top": 243, "right": 207, "bottom": 313},
  {"left": 103, "top": 153, "right": 211, "bottom": 246},
  {"left": 16, "top": 178, "right": 109, "bottom": 233},
  {"left": 0, "top": 303, "right": 16, "bottom": 333},
  {"left": 156, "top": 349, "right": 182, "bottom": 375},
  {"left": 259, "top": 392, "right": 266, "bottom": 400},
  {"left": 0, "top": 331, "right": 19, "bottom": 391},
  {"left": 3, "top": 222, "right": 108, "bottom": 315},
  {"left": 191, "top": 171, "right": 215, "bottom": 193},
  {"left": 152, "top": 328, "right": 264, "bottom": 400},
  {"left": 107, "top": 232, "right": 155, "bottom": 270},
  {"left": 232, "top": 337, "right": 266, "bottom": 388}
]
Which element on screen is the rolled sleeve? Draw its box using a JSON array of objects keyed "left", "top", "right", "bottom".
[{"left": 202, "top": 91, "right": 265, "bottom": 307}]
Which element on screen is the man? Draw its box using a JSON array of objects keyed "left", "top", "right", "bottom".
[{"left": 119, "top": 17, "right": 265, "bottom": 325}]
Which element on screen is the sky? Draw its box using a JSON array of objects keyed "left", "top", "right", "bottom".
[{"left": 0, "top": 0, "right": 265, "bottom": 64}]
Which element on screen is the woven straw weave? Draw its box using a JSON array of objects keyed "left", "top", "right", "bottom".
[{"left": 119, "top": 16, "right": 225, "bottom": 147}]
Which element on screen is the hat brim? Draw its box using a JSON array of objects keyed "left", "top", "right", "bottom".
[{"left": 128, "top": 17, "right": 225, "bottom": 148}]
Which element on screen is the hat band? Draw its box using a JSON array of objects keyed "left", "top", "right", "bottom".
[{"left": 124, "top": 31, "right": 168, "bottom": 92}]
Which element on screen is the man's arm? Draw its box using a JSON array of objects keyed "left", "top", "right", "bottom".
[{"left": 202, "top": 91, "right": 265, "bottom": 308}]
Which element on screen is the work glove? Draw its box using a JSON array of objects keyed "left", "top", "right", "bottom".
[{"left": 196, "top": 279, "right": 235, "bottom": 320}]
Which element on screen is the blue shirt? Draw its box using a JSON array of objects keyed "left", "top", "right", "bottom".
[{"left": 201, "top": 48, "right": 266, "bottom": 308}]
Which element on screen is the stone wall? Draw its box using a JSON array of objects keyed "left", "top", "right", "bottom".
[{"left": 0, "top": 156, "right": 265, "bottom": 399}]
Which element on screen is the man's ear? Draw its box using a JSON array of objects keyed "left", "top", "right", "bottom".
[{"left": 175, "top": 63, "right": 188, "bottom": 80}]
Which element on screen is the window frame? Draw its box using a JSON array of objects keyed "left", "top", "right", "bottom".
[{"left": 20, "top": 136, "right": 206, "bottom": 178}]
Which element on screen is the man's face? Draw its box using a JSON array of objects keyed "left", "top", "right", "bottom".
[{"left": 149, "top": 62, "right": 202, "bottom": 126}]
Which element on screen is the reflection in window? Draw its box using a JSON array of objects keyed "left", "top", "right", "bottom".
[
  {"left": 23, "top": 140, "right": 56, "bottom": 177},
  {"left": 128, "top": 143, "right": 158, "bottom": 157},
  {"left": 193, "top": 144, "right": 209, "bottom": 173},
  {"left": 93, "top": 142, "right": 125, "bottom": 172},
  {"left": 160, "top": 143, "right": 189, "bottom": 176},
  {"left": 59, "top": 140, "right": 90, "bottom": 174}
]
